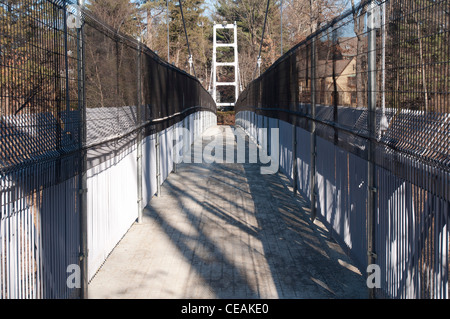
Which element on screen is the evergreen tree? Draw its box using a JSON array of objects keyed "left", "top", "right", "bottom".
[
  {"left": 386, "top": 0, "right": 450, "bottom": 112},
  {"left": 138, "top": 0, "right": 212, "bottom": 86},
  {"left": 213, "top": 0, "right": 283, "bottom": 88},
  {"left": 1, "top": 0, "right": 65, "bottom": 115},
  {"left": 87, "top": 0, "right": 141, "bottom": 36}
]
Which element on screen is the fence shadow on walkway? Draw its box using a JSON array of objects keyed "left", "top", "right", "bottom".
[{"left": 141, "top": 126, "right": 367, "bottom": 299}]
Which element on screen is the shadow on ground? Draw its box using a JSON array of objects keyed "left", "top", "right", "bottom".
[
  {"left": 88, "top": 125, "right": 368, "bottom": 299},
  {"left": 141, "top": 126, "right": 368, "bottom": 299}
]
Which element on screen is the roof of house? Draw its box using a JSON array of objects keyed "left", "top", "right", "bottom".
[{"left": 316, "top": 58, "right": 354, "bottom": 79}]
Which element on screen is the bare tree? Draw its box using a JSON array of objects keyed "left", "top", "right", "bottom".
[
  {"left": 351, "top": 0, "right": 368, "bottom": 108},
  {"left": 88, "top": 0, "right": 140, "bottom": 35},
  {"left": 139, "top": 0, "right": 167, "bottom": 50}
]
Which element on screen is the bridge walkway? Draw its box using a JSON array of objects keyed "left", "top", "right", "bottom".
[{"left": 88, "top": 126, "right": 367, "bottom": 299}]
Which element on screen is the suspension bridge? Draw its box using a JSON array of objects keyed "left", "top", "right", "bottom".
[{"left": 0, "top": 0, "right": 449, "bottom": 300}]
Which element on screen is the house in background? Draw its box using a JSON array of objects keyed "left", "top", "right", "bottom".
[
  {"left": 316, "top": 57, "right": 357, "bottom": 107},
  {"left": 297, "top": 37, "right": 359, "bottom": 107}
]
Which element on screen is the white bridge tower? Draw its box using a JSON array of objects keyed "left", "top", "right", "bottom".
[{"left": 212, "top": 21, "right": 240, "bottom": 110}]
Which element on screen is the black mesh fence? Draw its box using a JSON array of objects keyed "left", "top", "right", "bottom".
[
  {"left": 0, "top": 0, "right": 216, "bottom": 177},
  {"left": 0, "top": 0, "right": 215, "bottom": 299},
  {"left": 0, "top": 0, "right": 82, "bottom": 179},
  {"left": 82, "top": 7, "right": 215, "bottom": 168},
  {"left": 236, "top": 0, "right": 449, "bottom": 299},
  {"left": 237, "top": 0, "right": 449, "bottom": 174}
]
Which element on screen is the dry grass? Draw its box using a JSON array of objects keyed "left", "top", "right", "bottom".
[{"left": 217, "top": 111, "right": 235, "bottom": 126}]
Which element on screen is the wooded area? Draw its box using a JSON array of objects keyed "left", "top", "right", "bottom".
[
  {"left": 1, "top": 0, "right": 449, "bottom": 115},
  {"left": 88, "top": 0, "right": 348, "bottom": 91}
]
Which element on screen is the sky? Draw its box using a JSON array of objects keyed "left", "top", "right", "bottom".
[
  {"left": 203, "top": 0, "right": 218, "bottom": 19},
  {"left": 200, "top": 0, "right": 359, "bottom": 19}
]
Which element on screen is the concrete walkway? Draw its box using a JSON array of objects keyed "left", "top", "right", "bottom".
[{"left": 88, "top": 126, "right": 368, "bottom": 299}]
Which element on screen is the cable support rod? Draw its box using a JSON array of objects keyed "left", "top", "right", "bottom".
[
  {"left": 178, "top": 0, "right": 197, "bottom": 78},
  {"left": 253, "top": 0, "right": 271, "bottom": 79}
]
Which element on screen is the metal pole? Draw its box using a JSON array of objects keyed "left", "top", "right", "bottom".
[
  {"left": 174, "top": 120, "right": 180, "bottom": 174},
  {"left": 212, "top": 22, "right": 217, "bottom": 103},
  {"left": 188, "top": 55, "right": 193, "bottom": 75},
  {"left": 257, "top": 56, "right": 262, "bottom": 78},
  {"left": 63, "top": 1, "right": 71, "bottom": 116},
  {"left": 367, "top": 0, "right": 378, "bottom": 299},
  {"left": 156, "top": 131, "right": 161, "bottom": 197},
  {"left": 167, "top": 0, "right": 170, "bottom": 63},
  {"left": 77, "top": 0, "right": 88, "bottom": 299},
  {"left": 292, "top": 123, "right": 297, "bottom": 195},
  {"left": 379, "top": 1, "right": 388, "bottom": 138},
  {"left": 179, "top": 0, "right": 196, "bottom": 78},
  {"left": 63, "top": 0, "right": 71, "bottom": 189},
  {"left": 234, "top": 22, "right": 239, "bottom": 103},
  {"left": 291, "top": 53, "right": 298, "bottom": 195},
  {"left": 254, "top": 0, "right": 271, "bottom": 79},
  {"left": 310, "top": 37, "right": 317, "bottom": 222},
  {"left": 280, "top": 0, "right": 283, "bottom": 55},
  {"left": 137, "top": 41, "right": 143, "bottom": 224}
]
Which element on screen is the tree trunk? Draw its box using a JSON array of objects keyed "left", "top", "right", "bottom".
[
  {"left": 146, "top": 9, "right": 154, "bottom": 49},
  {"left": 417, "top": 20, "right": 428, "bottom": 112},
  {"left": 352, "top": 2, "right": 367, "bottom": 108},
  {"left": 175, "top": 45, "right": 181, "bottom": 68}
]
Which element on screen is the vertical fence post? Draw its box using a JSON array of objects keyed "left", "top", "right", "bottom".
[
  {"left": 156, "top": 130, "right": 161, "bottom": 197},
  {"left": 277, "top": 117, "right": 280, "bottom": 175},
  {"left": 54, "top": 3, "right": 63, "bottom": 184},
  {"left": 137, "top": 41, "right": 143, "bottom": 224},
  {"left": 291, "top": 54, "right": 298, "bottom": 195},
  {"left": 367, "top": 0, "right": 378, "bottom": 299},
  {"left": 292, "top": 123, "right": 297, "bottom": 195},
  {"left": 212, "top": 23, "right": 217, "bottom": 104},
  {"left": 310, "top": 37, "right": 317, "bottom": 222},
  {"left": 173, "top": 122, "right": 177, "bottom": 174},
  {"left": 266, "top": 115, "right": 269, "bottom": 155},
  {"left": 76, "top": 0, "right": 88, "bottom": 299},
  {"left": 63, "top": 1, "right": 71, "bottom": 127}
]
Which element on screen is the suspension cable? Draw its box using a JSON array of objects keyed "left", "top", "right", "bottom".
[
  {"left": 253, "top": 0, "right": 271, "bottom": 79},
  {"left": 178, "top": 0, "right": 197, "bottom": 78}
]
